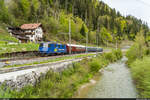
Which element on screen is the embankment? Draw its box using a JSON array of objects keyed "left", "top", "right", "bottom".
[{"left": 0, "top": 49, "right": 123, "bottom": 98}]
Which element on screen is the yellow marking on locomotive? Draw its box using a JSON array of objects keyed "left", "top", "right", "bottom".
[{"left": 54, "top": 48, "right": 57, "bottom": 52}]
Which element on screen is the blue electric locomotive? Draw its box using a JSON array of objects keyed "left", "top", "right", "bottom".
[
  {"left": 39, "top": 42, "right": 103, "bottom": 55},
  {"left": 39, "top": 42, "right": 67, "bottom": 55}
]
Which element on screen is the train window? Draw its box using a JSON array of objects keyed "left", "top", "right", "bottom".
[
  {"left": 48, "top": 44, "right": 51, "bottom": 48},
  {"left": 62, "top": 45, "right": 65, "bottom": 48},
  {"left": 54, "top": 44, "right": 56, "bottom": 48}
]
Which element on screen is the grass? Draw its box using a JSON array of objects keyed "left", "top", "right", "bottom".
[
  {"left": 0, "top": 49, "right": 123, "bottom": 98},
  {"left": 129, "top": 56, "right": 150, "bottom": 98},
  {"left": 0, "top": 43, "right": 39, "bottom": 55},
  {"left": 0, "top": 26, "right": 18, "bottom": 43},
  {"left": 126, "top": 40, "right": 150, "bottom": 98},
  {"left": 0, "top": 25, "right": 39, "bottom": 55},
  {"left": 4, "top": 53, "right": 95, "bottom": 68}
]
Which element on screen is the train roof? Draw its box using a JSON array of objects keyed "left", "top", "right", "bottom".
[
  {"left": 66, "top": 44, "right": 103, "bottom": 48},
  {"left": 66, "top": 44, "right": 86, "bottom": 48},
  {"left": 40, "top": 42, "right": 65, "bottom": 45}
]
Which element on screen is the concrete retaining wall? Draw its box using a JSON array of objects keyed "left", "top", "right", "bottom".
[{"left": 0, "top": 58, "right": 83, "bottom": 91}]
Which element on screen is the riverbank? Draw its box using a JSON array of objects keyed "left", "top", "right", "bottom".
[
  {"left": 125, "top": 36, "right": 150, "bottom": 98},
  {"left": 73, "top": 73, "right": 101, "bottom": 98},
  {"left": 128, "top": 56, "right": 150, "bottom": 98},
  {"left": 0, "top": 49, "right": 123, "bottom": 98},
  {"left": 74, "top": 57, "right": 137, "bottom": 98}
]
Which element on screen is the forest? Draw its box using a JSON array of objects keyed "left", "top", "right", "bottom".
[
  {"left": 0, "top": 0, "right": 150, "bottom": 98},
  {"left": 0, "top": 0, "right": 150, "bottom": 46}
]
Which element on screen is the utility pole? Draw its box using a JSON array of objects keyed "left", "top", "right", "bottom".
[
  {"left": 69, "top": 18, "right": 71, "bottom": 55},
  {"left": 96, "top": 32, "right": 98, "bottom": 55},
  {"left": 85, "top": 11, "right": 88, "bottom": 53},
  {"left": 97, "top": 18, "right": 100, "bottom": 55},
  {"left": 86, "top": 31, "right": 88, "bottom": 53}
]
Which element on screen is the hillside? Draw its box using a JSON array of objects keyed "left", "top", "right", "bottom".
[
  {"left": 0, "top": 25, "right": 18, "bottom": 43},
  {"left": 0, "top": 0, "right": 149, "bottom": 46}
]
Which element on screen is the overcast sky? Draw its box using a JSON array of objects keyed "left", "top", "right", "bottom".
[{"left": 101, "top": 0, "right": 150, "bottom": 27}]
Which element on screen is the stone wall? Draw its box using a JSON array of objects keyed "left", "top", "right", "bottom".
[{"left": 0, "top": 58, "right": 82, "bottom": 91}]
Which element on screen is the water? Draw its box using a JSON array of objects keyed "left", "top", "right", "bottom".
[{"left": 87, "top": 57, "right": 137, "bottom": 98}]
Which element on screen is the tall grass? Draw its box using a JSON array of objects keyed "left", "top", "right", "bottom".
[
  {"left": 0, "top": 49, "right": 123, "bottom": 98},
  {"left": 0, "top": 26, "right": 18, "bottom": 43},
  {"left": 126, "top": 43, "right": 147, "bottom": 65},
  {"left": 130, "top": 56, "right": 150, "bottom": 98},
  {"left": 126, "top": 32, "right": 150, "bottom": 98},
  {"left": 126, "top": 44, "right": 150, "bottom": 98},
  {"left": 0, "top": 43, "right": 39, "bottom": 55}
]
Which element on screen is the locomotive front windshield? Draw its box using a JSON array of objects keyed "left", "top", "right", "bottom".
[
  {"left": 39, "top": 43, "right": 49, "bottom": 48},
  {"left": 39, "top": 43, "right": 43, "bottom": 47}
]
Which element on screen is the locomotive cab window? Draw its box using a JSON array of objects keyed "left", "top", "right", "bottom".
[
  {"left": 39, "top": 43, "right": 43, "bottom": 47},
  {"left": 58, "top": 45, "right": 61, "bottom": 48}
]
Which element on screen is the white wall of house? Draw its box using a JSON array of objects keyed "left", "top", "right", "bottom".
[
  {"left": 26, "top": 27, "right": 43, "bottom": 42},
  {"left": 34, "top": 27, "right": 43, "bottom": 39},
  {"left": 8, "top": 27, "right": 44, "bottom": 43}
]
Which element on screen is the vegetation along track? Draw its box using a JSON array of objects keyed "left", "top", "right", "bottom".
[
  {"left": 0, "top": 50, "right": 98, "bottom": 62},
  {"left": 0, "top": 51, "right": 40, "bottom": 61},
  {"left": 0, "top": 55, "right": 95, "bottom": 74}
]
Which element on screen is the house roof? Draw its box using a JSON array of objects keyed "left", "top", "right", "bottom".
[{"left": 20, "top": 23, "right": 42, "bottom": 30}]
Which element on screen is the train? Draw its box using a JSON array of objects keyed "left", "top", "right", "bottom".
[{"left": 39, "top": 42, "right": 103, "bottom": 55}]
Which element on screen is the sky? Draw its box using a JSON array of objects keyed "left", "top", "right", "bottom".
[{"left": 101, "top": 0, "right": 150, "bottom": 27}]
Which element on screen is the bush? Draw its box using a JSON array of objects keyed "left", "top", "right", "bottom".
[
  {"left": 126, "top": 43, "right": 147, "bottom": 65},
  {"left": 0, "top": 50, "right": 123, "bottom": 98},
  {"left": 145, "top": 48, "right": 150, "bottom": 55},
  {"left": 130, "top": 56, "right": 150, "bottom": 98},
  {"left": 126, "top": 32, "right": 148, "bottom": 65},
  {"left": 89, "top": 58, "right": 102, "bottom": 73},
  {"left": 89, "top": 49, "right": 123, "bottom": 73},
  {"left": 103, "top": 52, "right": 116, "bottom": 62},
  {"left": 112, "top": 49, "right": 123, "bottom": 60}
]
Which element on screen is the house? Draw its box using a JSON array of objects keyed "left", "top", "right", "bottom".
[{"left": 8, "top": 23, "right": 44, "bottom": 43}]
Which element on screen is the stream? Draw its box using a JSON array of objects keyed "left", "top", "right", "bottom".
[{"left": 77, "top": 57, "right": 138, "bottom": 98}]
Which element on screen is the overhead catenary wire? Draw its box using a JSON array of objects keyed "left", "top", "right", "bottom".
[{"left": 135, "top": 0, "right": 150, "bottom": 8}]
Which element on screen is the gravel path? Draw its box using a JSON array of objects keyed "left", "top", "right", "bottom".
[{"left": 87, "top": 57, "right": 137, "bottom": 98}]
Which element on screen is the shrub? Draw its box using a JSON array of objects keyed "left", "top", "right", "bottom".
[
  {"left": 130, "top": 56, "right": 150, "bottom": 98},
  {"left": 126, "top": 32, "right": 148, "bottom": 65},
  {"left": 126, "top": 43, "right": 147, "bottom": 65},
  {"left": 103, "top": 52, "right": 116, "bottom": 62},
  {"left": 0, "top": 51, "right": 123, "bottom": 98},
  {"left": 145, "top": 48, "right": 150, "bottom": 55},
  {"left": 89, "top": 58, "right": 102, "bottom": 73},
  {"left": 112, "top": 49, "right": 123, "bottom": 60}
]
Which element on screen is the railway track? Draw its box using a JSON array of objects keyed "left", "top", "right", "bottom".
[
  {"left": 0, "top": 55, "right": 95, "bottom": 74},
  {"left": 0, "top": 49, "right": 114, "bottom": 74},
  {"left": 0, "top": 51, "right": 40, "bottom": 62},
  {"left": 0, "top": 51, "right": 99, "bottom": 62},
  {"left": 0, "top": 52, "right": 101, "bottom": 69}
]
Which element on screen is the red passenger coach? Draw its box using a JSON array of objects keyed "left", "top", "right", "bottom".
[{"left": 66, "top": 44, "right": 86, "bottom": 53}]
